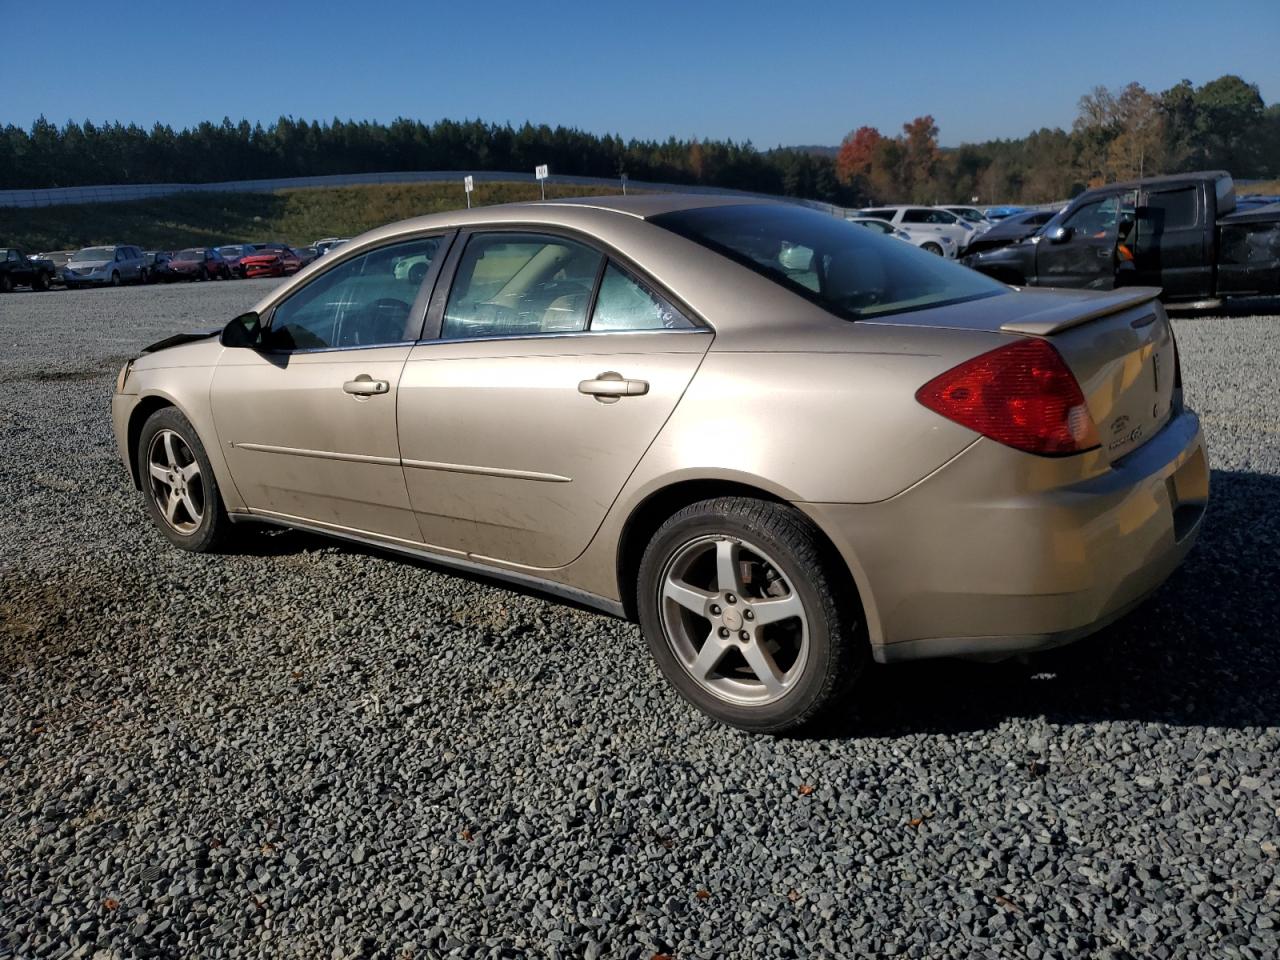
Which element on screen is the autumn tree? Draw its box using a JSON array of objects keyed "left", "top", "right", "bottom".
[{"left": 900, "top": 115, "right": 941, "bottom": 201}]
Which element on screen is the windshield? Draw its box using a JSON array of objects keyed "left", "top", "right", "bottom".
[
  {"left": 71, "top": 247, "right": 114, "bottom": 262},
  {"left": 949, "top": 208, "right": 985, "bottom": 222},
  {"left": 217, "top": 245, "right": 244, "bottom": 257},
  {"left": 651, "top": 204, "right": 1006, "bottom": 320},
  {"left": 175, "top": 249, "right": 205, "bottom": 259}
]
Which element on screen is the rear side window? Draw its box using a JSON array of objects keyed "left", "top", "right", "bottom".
[
  {"left": 901, "top": 209, "right": 932, "bottom": 223},
  {"left": 442, "top": 233, "right": 602, "bottom": 339},
  {"left": 651, "top": 203, "right": 1005, "bottom": 320},
  {"left": 863, "top": 209, "right": 895, "bottom": 221},
  {"left": 1144, "top": 187, "right": 1199, "bottom": 231},
  {"left": 591, "top": 263, "right": 694, "bottom": 331}
]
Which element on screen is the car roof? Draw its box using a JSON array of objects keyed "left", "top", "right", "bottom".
[{"left": 1075, "top": 169, "right": 1231, "bottom": 201}]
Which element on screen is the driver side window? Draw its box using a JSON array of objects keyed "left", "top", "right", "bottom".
[
  {"left": 268, "top": 236, "right": 441, "bottom": 351},
  {"left": 441, "top": 233, "right": 603, "bottom": 339},
  {"left": 1065, "top": 197, "right": 1119, "bottom": 239}
]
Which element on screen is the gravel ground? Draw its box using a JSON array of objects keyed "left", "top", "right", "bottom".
[{"left": 1, "top": 281, "right": 1278, "bottom": 960}]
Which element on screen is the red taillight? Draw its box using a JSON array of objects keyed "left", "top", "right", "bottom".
[{"left": 915, "top": 338, "right": 1100, "bottom": 456}]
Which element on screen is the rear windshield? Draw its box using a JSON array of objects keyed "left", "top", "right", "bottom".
[{"left": 651, "top": 204, "right": 1005, "bottom": 319}]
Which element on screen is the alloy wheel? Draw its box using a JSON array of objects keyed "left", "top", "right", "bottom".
[
  {"left": 658, "top": 535, "right": 809, "bottom": 706},
  {"left": 146, "top": 429, "right": 205, "bottom": 534}
]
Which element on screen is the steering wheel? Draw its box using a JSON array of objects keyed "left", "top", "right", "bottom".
[{"left": 340, "top": 297, "right": 411, "bottom": 346}]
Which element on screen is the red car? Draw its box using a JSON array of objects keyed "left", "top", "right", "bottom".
[
  {"left": 240, "top": 243, "right": 303, "bottom": 278},
  {"left": 166, "top": 248, "right": 231, "bottom": 281}
]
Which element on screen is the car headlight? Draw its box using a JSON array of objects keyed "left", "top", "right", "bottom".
[{"left": 115, "top": 360, "right": 133, "bottom": 393}]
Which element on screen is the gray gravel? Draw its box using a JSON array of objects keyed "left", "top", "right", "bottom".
[{"left": 1, "top": 281, "right": 1278, "bottom": 959}]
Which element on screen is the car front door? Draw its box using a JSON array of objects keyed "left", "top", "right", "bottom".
[
  {"left": 396, "top": 230, "right": 711, "bottom": 568},
  {"left": 1034, "top": 195, "right": 1121, "bottom": 289},
  {"left": 210, "top": 233, "right": 449, "bottom": 540}
]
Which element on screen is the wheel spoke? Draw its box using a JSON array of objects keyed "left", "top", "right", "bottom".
[
  {"left": 715, "top": 539, "right": 743, "bottom": 594},
  {"left": 181, "top": 460, "right": 200, "bottom": 481},
  {"left": 180, "top": 491, "right": 201, "bottom": 523},
  {"left": 148, "top": 461, "right": 170, "bottom": 483},
  {"left": 163, "top": 491, "right": 180, "bottom": 524},
  {"left": 162, "top": 432, "right": 179, "bottom": 469},
  {"left": 663, "top": 576, "right": 715, "bottom": 615},
  {"left": 740, "top": 640, "right": 786, "bottom": 697},
  {"left": 751, "top": 593, "right": 804, "bottom": 626},
  {"left": 690, "top": 633, "right": 730, "bottom": 680}
]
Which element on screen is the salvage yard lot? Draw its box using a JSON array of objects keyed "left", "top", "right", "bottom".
[{"left": 1, "top": 281, "right": 1278, "bottom": 958}]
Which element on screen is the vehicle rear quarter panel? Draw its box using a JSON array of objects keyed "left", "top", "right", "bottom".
[{"left": 563, "top": 324, "right": 1011, "bottom": 602}]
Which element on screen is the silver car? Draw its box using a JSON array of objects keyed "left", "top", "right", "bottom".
[
  {"left": 110, "top": 196, "right": 1208, "bottom": 732},
  {"left": 64, "top": 245, "right": 149, "bottom": 288}
]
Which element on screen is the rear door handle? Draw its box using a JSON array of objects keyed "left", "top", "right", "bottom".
[
  {"left": 343, "top": 375, "right": 390, "bottom": 396},
  {"left": 578, "top": 371, "right": 649, "bottom": 403}
]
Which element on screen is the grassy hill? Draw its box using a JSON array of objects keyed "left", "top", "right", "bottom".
[{"left": 0, "top": 181, "right": 627, "bottom": 251}]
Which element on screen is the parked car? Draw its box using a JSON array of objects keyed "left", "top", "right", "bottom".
[
  {"left": 111, "top": 195, "right": 1207, "bottom": 732},
  {"left": 32, "top": 250, "right": 74, "bottom": 284},
  {"left": 294, "top": 245, "right": 321, "bottom": 268},
  {"left": 961, "top": 209, "right": 1059, "bottom": 256},
  {"left": 214, "top": 244, "right": 257, "bottom": 278},
  {"left": 313, "top": 237, "right": 350, "bottom": 256},
  {"left": 0, "top": 247, "right": 57, "bottom": 291},
  {"left": 984, "top": 205, "right": 1027, "bottom": 221},
  {"left": 144, "top": 251, "right": 175, "bottom": 283},
  {"left": 963, "top": 171, "right": 1280, "bottom": 304},
  {"left": 941, "top": 206, "right": 994, "bottom": 233},
  {"left": 166, "top": 248, "right": 232, "bottom": 281},
  {"left": 846, "top": 216, "right": 957, "bottom": 256},
  {"left": 859, "top": 205, "right": 975, "bottom": 254},
  {"left": 63, "top": 245, "right": 148, "bottom": 288},
  {"left": 240, "top": 243, "right": 303, "bottom": 278}
]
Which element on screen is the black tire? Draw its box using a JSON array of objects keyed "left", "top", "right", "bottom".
[
  {"left": 198, "top": 267, "right": 208, "bottom": 282},
  {"left": 922, "top": 242, "right": 943, "bottom": 256},
  {"left": 0, "top": 273, "right": 12, "bottom": 293},
  {"left": 138, "top": 268, "right": 149, "bottom": 285},
  {"left": 33, "top": 271, "right": 51, "bottom": 291},
  {"left": 637, "top": 496, "right": 866, "bottom": 733},
  {"left": 136, "top": 407, "right": 232, "bottom": 553},
  {"left": 110, "top": 271, "right": 121, "bottom": 286}
]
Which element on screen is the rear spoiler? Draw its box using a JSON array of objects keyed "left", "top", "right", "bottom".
[{"left": 999, "top": 287, "right": 1161, "bottom": 336}]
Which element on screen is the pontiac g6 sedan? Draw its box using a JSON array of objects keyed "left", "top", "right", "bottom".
[{"left": 111, "top": 196, "right": 1208, "bottom": 732}]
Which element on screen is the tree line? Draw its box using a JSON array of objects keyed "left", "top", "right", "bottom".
[{"left": 2, "top": 74, "right": 1275, "bottom": 205}]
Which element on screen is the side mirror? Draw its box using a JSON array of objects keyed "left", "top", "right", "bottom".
[
  {"left": 221, "top": 311, "right": 263, "bottom": 349},
  {"left": 1047, "top": 225, "right": 1073, "bottom": 244}
]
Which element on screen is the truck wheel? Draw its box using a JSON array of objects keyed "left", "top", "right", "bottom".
[
  {"left": 0, "top": 274, "right": 12, "bottom": 293},
  {"left": 33, "top": 272, "right": 50, "bottom": 291}
]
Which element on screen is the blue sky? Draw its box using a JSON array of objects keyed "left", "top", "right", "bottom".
[{"left": 4, "top": 0, "right": 1277, "bottom": 147}]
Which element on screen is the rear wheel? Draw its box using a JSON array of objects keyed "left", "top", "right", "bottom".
[
  {"left": 922, "top": 242, "right": 943, "bottom": 256},
  {"left": 198, "top": 267, "right": 208, "bottom": 282},
  {"left": 637, "top": 497, "right": 865, "bottom": 733},
  {"left": 136, "top": 407, "right": 231, "bottom": 553},
  {"left": 32, "top": 272, "right": 50, "bottom": 291},
  {"left": 0, "top": 274, "right": 12, "bottom": 293}
]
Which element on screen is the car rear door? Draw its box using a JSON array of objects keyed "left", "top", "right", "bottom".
[
  {"left": 1130, "top": 183, "right": 1212, "bottom": 299},
  {"left": 210, "top": 234, "right": 449, "bottom": 540},
  {"left": 395, "top": 229, "right": 711, "bottom": 568}
]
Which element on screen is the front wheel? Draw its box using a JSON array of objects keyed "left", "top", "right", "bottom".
[
  {"left": 0, "top": 273, "right": 12, "bottom": 293},
  {"left": 637, "top": 497, "right": 866, "bottom": 733},
  {"left": 110, "top": 271, "right": 121, "bottom": 286},
  {"left": 136, "top": 407, "right": 231, "bottom": 552},
  {"left": 921, "top": 242, "right": 943, "bottom": 256}
]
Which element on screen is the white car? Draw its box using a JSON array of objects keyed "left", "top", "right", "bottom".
[
  {"left": 859, "top": 205, "right": 976, "bottom": 254},
  {"left": 845, "top": 216, "right": 957, "bottom": 257},
  {"left": 941, "top": 206, "right": 995, "bottom": 235}
]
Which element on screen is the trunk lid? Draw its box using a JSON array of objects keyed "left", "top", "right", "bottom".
[{"left": 866, "top": 285, "right": 1175, "bottom": 463}]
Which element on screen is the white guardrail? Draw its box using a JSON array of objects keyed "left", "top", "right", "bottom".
[{"left": 0, "top": 170, "right": 847, "bottom": 214}]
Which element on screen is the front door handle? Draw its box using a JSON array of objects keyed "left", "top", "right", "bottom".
[
  {"left": 578, "top": 371, "right": 649, "bottom": 404},
  {"left": 343, "top": 375, "right": 390, "bottom": 396}
]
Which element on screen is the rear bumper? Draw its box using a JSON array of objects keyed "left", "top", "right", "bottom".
[{"left": 801, "top": 409, "right": 1209, "bottom": 662}]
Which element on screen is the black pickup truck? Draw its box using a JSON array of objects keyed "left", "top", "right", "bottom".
[
  {"left": 962, "top": 171, "right": 1280, "bottom": 306},
  {"left": 0, "top": 247, "right": 57, "bottom": 292}
]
